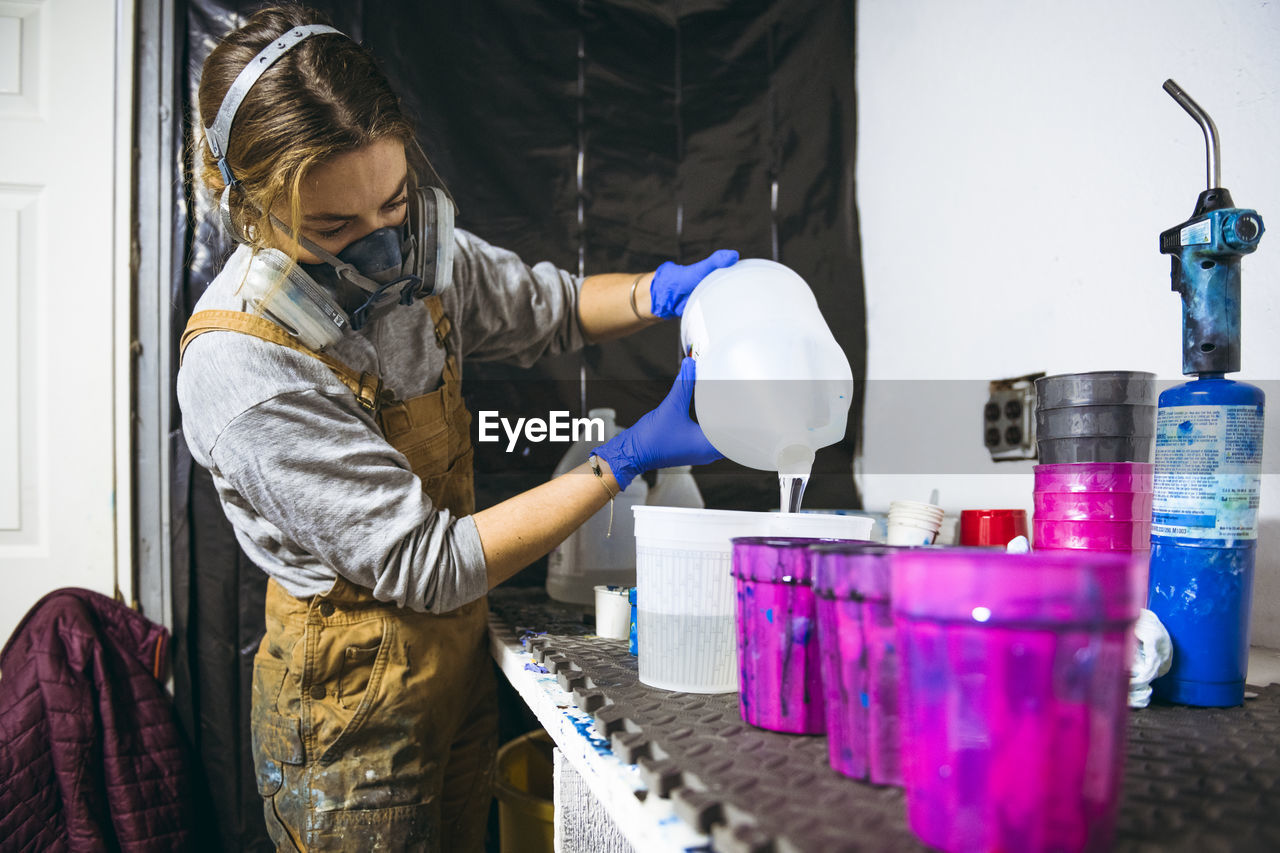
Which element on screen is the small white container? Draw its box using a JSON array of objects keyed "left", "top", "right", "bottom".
[
  {"left": 885, "top": 517, "right": 941, "bottom": 546},
  {"left": 632, "top": 505, "right": 874, "bottom": 693},
  {"left": 888, "top": 500, "right": 945, "bottom": 522},
  {"left": 886, "top": 499, "right": 945, "bottom": 545},
  {"left": 594, "top": 585, "right": 632, "bottom": 640}
]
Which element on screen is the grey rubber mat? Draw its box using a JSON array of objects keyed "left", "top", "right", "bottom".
[{"left": 491, "top": 589, "right": 1280, "bottom": 852}]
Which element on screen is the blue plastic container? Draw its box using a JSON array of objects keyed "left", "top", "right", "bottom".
[
  {"left": 1148, "top": 377, "right": 1264, "bottom": 707},
  {"left": 628, "top": 587, "right": 637, "bottom": 656}
]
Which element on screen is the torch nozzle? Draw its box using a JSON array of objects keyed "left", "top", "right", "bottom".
[{"left": 1164, "top": 79, "right": 1221, "bottom": 190}]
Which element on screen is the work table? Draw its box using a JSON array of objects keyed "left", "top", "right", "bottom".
[{"left": 488, "top": 588, "right": 1280, "bottom": 852}]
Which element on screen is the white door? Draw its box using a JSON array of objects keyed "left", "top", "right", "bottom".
[{"left": 0, "top": 0, "right": 133, "bottom": 641}]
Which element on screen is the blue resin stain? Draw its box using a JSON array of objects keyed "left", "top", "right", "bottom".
[
  {"left": 860, "top": 691, "right": 870, "bottom": 709},
  {"left": 780, "top": 606, "right": 796, "bottom": 717},
  {"left": 517, "top": 628, "right": 547, "bottom": 649},
  {"left": 766, "top": 608, "right": 774, "bottom": 624},
  {"left": 523, "top": 662, "right": 549, "bottom": 674},
  {"left": 792, "top": 615, "right": 816, "bottom": 708},
  {"left": 570, "top": 714, "right": 611, "bottom": 755}
]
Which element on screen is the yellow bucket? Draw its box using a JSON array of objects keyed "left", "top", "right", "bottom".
[{"left": 494, "top": 729, "right": 555, "bottom": 853}]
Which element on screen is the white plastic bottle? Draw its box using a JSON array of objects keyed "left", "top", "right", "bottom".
[
  {"left": 646, "top": 466, "right": 704, "bottom": 509},
  {"left": 546, "top": 408, "right": 649, "bottom": 605},
  {"left": 679, "top": 259, "right": 853, "bottom": 476}
]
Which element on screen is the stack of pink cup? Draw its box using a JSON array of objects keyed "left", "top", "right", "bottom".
[{"left": 1033, "top": 463, "right": 1154, "bottom": 589}]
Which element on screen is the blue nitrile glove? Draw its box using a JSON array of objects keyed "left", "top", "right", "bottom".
[
  {"left": 593, "top": 358, "right": 722, "bottom": 491},
  {"left": 649, "top": 249, "right": 739, "bottom": 318}
]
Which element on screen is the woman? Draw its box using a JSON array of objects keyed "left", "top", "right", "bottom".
[{"left": 178, "top": 6, "right": 735, "bottom": 851}]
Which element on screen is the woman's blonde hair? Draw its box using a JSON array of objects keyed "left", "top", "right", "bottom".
[{"left": 195, "top": 4, "right": 416, "bottom": 254}]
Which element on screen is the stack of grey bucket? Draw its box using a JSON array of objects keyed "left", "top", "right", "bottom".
[
  {"left": 1034, "top": 371, "right": 1158, "bottom": 464},
  {"left": 1032, "top": 371, "right": 1158, "bottom": 555}
]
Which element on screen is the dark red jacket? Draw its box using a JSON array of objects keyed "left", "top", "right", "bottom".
[{"left": 0, "top": 588, "right": 196, "bottom": 852}]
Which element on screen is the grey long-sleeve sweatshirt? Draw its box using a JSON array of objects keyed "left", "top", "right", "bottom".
[{"left": 177, "top": 229, "right": 585, "bottom": 614}]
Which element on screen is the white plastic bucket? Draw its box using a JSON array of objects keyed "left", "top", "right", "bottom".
[
  {"left": 593, "top": 585, "right": 632, "bottom": 640},
  {"left": 632, "top": 506, "right": 874, "bottom": 693}
]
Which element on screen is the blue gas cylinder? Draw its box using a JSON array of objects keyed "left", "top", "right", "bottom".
[{"left": 1148, "top": 376, "right": 1264, "bottom": 707}]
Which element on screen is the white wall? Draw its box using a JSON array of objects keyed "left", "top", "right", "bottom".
[{"left": 855, "top": 1, "right": 1280, "bottom": 645}]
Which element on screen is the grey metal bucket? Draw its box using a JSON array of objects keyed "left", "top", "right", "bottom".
[
  {"left": 1036, "top": 404, "right": 1157, "bottom": 439},
  {"left": 1034, "top": 371, "right": 1157, "bottom": 409},
  {"left": 1037, "top": 435, "right": 1155, "bottom": 464}
]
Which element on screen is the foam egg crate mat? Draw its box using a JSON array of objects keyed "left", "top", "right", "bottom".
[{"left": 490, "top": 589, "right": 1280, "bottom": 852}]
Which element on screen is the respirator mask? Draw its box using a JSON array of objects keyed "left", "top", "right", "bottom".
[{"left": 204, "top": 24, "right": 456, "bottom": 350}]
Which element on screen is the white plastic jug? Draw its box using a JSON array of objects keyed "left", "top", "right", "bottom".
[
  {"left": 646, "top": 466, "right": 704, "bottom": 509},
  {"left": 679, "top": 259, "right": 853, "bottom": 474},
  {"left": 546, "top": 408, "right": 649, "bottom": 605}
]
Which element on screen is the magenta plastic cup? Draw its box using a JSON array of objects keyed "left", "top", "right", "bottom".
[
  {"left": 732, "top": 537, "right": 853, "bottom": 734},
  {"left": 1033, "top": 490, "right": 1154, "bottom": 521},
  {"left": 812, "top": 542, "right": 905, "bottom": 785},
  {"left": 1033, "top": 462, "right": 1153, "bottom": 494},
  {"left": 1032, "top": 518, "right": 1151, "bottom": 551},
  {"left": 892, "top": 549, "right": 1144, "bottom": 853}
]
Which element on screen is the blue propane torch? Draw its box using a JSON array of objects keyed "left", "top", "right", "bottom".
[{"left": 1148, "top": 80, "right": 1265, "bottom": 707}]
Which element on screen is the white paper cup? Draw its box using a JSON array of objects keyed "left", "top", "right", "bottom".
[
  {"left": 889, "top": 500, "right": 945, "bottom": 522},
  {"left": 886, "top": 517, "right": 941, "bottom": 546},
  {"left": 594, "top": 585, "right": 632, "bottom": 640}
]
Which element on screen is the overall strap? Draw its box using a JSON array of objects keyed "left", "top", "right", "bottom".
[
  {"left": 423, "top": 295, "right": 459, "bottom": 384},
  {"left": 180, "top": 310, "right": 396, "bottom": 415}
]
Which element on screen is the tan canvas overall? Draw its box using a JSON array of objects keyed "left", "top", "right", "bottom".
[{"left": 181, "top": 298, "right": 497, "bottom": 852}]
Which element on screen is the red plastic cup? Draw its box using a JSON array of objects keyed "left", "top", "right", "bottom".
[{"left": 959, "top": 509, "right": 1029, "bottom": 547}]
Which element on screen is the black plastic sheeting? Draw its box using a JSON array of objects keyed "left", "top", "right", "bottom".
[{"left": 170, "top": 3, "right": 863, "bottom": 849}]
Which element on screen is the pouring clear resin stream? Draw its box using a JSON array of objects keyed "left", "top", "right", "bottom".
[{"left": 778, "top": 445, "right": 814, "bottom": 514}]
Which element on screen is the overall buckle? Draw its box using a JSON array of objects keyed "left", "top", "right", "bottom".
[
  {"left": 355, "top": 372, "right": 384, "bottom": 413},
  {"left": 434, "top": 313, "right": 452, "bottom": 347}
]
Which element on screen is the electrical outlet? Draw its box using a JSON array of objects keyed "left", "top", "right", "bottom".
[{"left": 985, "top": 373, "right": 1041, "bottom": 461}]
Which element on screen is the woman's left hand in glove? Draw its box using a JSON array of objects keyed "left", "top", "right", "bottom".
[{"left": 648, "top": 249, "right": 739, "bottom": 319}]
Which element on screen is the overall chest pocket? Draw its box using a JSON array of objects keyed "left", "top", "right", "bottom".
[
  {"left": 390, "top": 423, "right": 452, "bottom": 475},
  {"left": 338, "top": 639, "right": 382, "bottom": 710},
  {"left": 379, "top": 389, "right": 470, "bottom": 479}
]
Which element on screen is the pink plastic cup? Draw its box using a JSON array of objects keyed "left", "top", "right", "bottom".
[
  {"left": 1032, "top": 462, "right": 1153, "bottom": 494},
  {"left": 812, "top": 543, "right": 904, "bottom": 785},
  {"left": 1033, "top": 490, "right": 1154, "bottom": 521},
  {"left": 731, "top": 537, "right": 856, "bottom": 734},
  {"left": 892, "top": 549, "right": 1144, "bottom": 853},
  {"left": 1032, "top": 518, "right": 1151, "bottom": 551}
]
